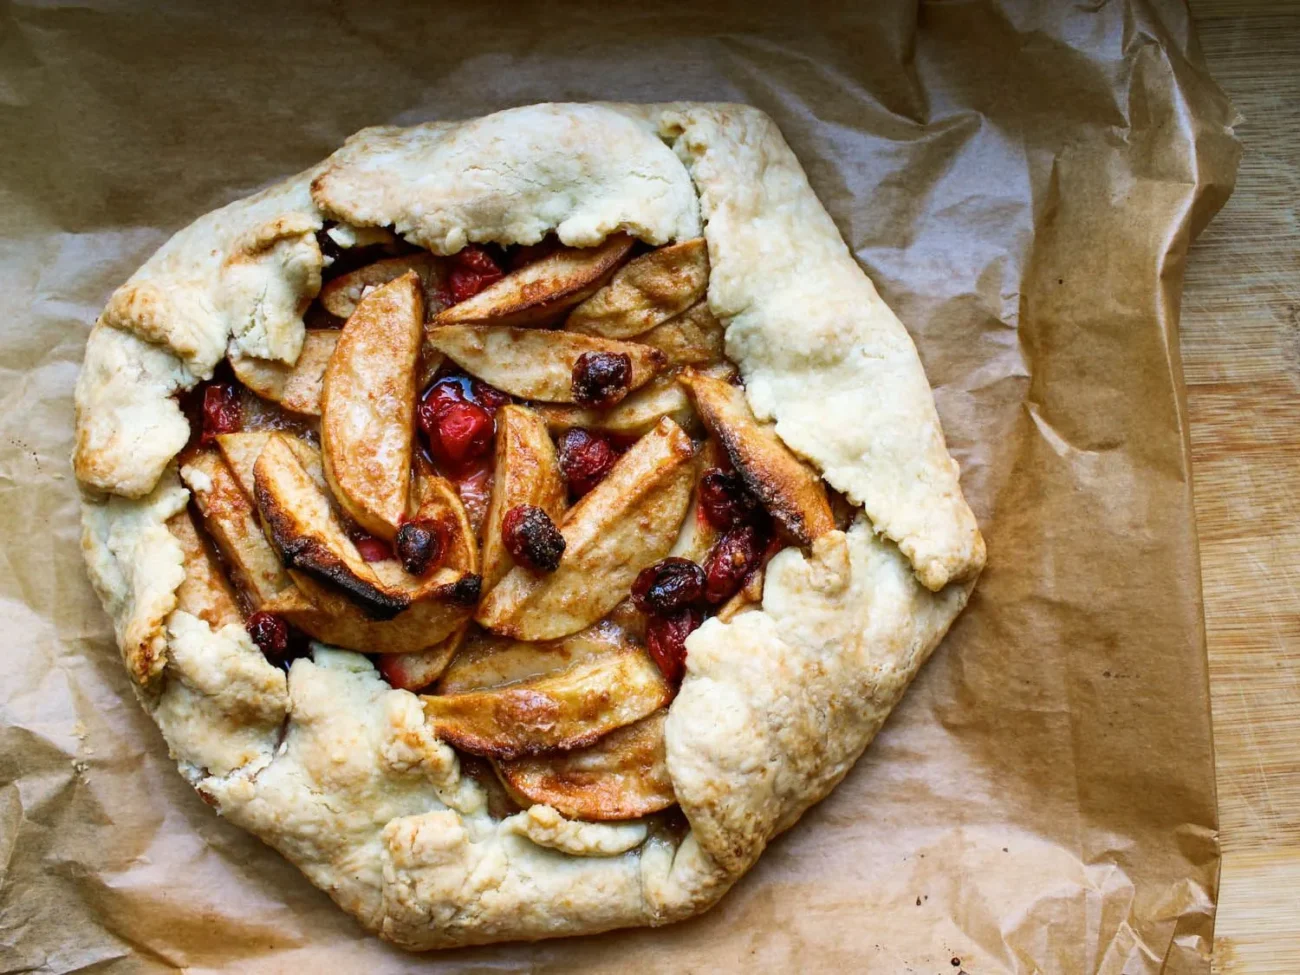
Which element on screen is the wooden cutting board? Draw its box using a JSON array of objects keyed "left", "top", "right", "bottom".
[{"left": 1184, "top": 3, "right": 1300, "bottom": 971}]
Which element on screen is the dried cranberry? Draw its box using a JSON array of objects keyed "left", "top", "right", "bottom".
[
  {"left": 352, "top": 534, "right": 392, "bottom": 562},
  {"left": 450, "top": 573, "right": 483, "bottom": 605},
  {"left": 448, "top": 245, "right": 503, "bottom": 303},
  {"left": 502, "top": 505, "right": 566, "bottom": 572},
  {"left": 472, "top": 380, "right": 512, "bottom": 413},
  {"left": 246, "top": 611, "right": 290, "bottom": 658},
  {"left": 557, "top": 428, "right": 619, "bottom": 497},
  {"left": 646, "top": 607, "right": 703, "bottom": 685},
  {"left": 698, "top": 468, "right": 759, "bottom": 530},
  {"left": 396, "top": 519, "right": 449, "bottom": 575},
  {"left": 631, "top": 558, "right": 706, "bottom": 616},
  {"left": 571, "top": 351, "right": 632, "bottom": 408},
  {"left": 200, "top": 383, "right": 241, "bottom": 445},
  {"left": 703, "top": 524, "right": 765, "bottom": 604}
]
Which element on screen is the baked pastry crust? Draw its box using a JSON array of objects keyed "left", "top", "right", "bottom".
[{"left": 74, "top": 103, "right": 983, "bottom": 948}]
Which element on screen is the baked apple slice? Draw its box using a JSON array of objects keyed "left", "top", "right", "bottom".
[
  {"left": 435, "top": 234, "right": 634, "bottom": 328},
  {"left": 181, "top": 448, "right": 293, "bottom": 608},
  {"left": 319, "top": 252, "right": 450, "bottom": 321},
  {"left": 565, "top": 238, "right": 709, "bottom": 339},
  {"left": 320, "top": 271, "right": 422, "bottom": 540},
  {"left": 425, "top": 326, "right": 666, "bottom": 405},
  {"left": 638, "top": 301, "right": 726, "bottom": 368},
  {"left": 436, "top": 620, "right": 633, "bottom": 695},
  {"left": 480, "top": 404, "right": 567, "bottom": 591},
  {"left": 475, "top": 417, "right": 695, "bottom": 641},
  {"left": 166, "top": 508, "right": 243, "bottom": 630},
  {"left": 228, "top": 330, "right": 339, "bottom": 416},
  {"left": 422, "top": 645, "right": 670, "bottom": 759},
  {"left": 535, "top": 376, "right": 693, "bottom": 438},
  {"left": 497, "top": 710, "right": 674, "bottom": 821},
  {"left": 680, "top": 368, "right": 835, "bottom": 546},
  {"left": 216, "top": 431, "right": 324, "bottom": 501},
  {"left": 375, "top": 624, "right": 469, "bottom": 692}
]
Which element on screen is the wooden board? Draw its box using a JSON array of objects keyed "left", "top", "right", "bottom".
[{"left": 1185, "top": 3, "right": 1300, "bottom": 971}]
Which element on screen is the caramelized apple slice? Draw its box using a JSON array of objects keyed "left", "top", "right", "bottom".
[
  {"left": 166, "top": 508, "right": 243, "bottom": 630},
  {"left": 436, "top": 620, "right": 633, "bottom": 695},
  {"left": 182, "top": 449, "right": 292, "bottom": 608},
  {"left": 216, "top": 431, "right": 324, "bottom": 501},
  {"left": 435, "top": 234, "right": 634, "bottom": 328},
  {"left": 479, "top": 405, "right": 567, "bottom": 591},
  {"left": 319, "top": 252, "right": 450, "bottom": 320},
  {"left": 565, "top": 239, "right": 709, "bottom": 339},
  {"left": 476, "top": 418, "right": 695, "bottom": 641},
  {"left": 497, "top": 711, "right": 674, "bottom": 821},
  {"left": 376, "top": 624, "right": 468, "bottom": 692},
  {"left": 253, "top": 434, "right": 407, "bottom": 619},
  {"left": 422, "top": 646, "right": 670, "bottom": 759},
  {"left": 638, "top": 302, "right": 726, "bottom": 367},
  {"left": 535, "top": 376, "right": 693, "bottom": 438},
  {"left": 228, "top": 330, "right": 339, "bottom": 416},
  {"left": 425, "top": 326, "right": 666, "bottom": 404},
  {"left": 320, "top": 271, "right": 422, "bottom": 540},
  {"left": 680, "top": 368, "right": 835, "bottom": 546}
]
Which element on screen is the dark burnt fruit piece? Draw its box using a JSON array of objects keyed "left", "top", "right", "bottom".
[
  {"left": 502, "top": 504, "right": 566, "bottom": 572},
  {"left": 450, "top": 573, "right": 483, "bottom": 605},
  {"left": 246, "top": 611, "right": 290, "bottom": 659},
  {"left": 557, "top": 428, "right": 619, "bottom": 497},
  {"left": 571, "top": 351, "right": 632, "bottom": 408},
  {"left": 646, "top": 606, "right": 703, "bottom": 685},
  {"left": 631, "top": 557, "right": 706, "bottom": 616},
  {"left": 698, "top": 467, "right": 759, "bottom": 529},
  {"left": 703, "top": 523, "right": 765, "bottom": 604},
  {"left": 396, "top": 519, "right": 449, "bottom": 575},
  {"left": 448, "top": 244, "right": 504, "bottom": 303},
  {"left": 200, "top": 383, "right": 241, "bottom": 446}
]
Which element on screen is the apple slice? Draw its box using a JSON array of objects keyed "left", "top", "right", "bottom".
[
  {"left": 565, "top": 238, "right": 709, "bottom": 339},
  {"left": 535, "top": 376, "right": 693, "bottom": 438},
  {"left": 680, "top": 368, "right": 835, "bottom": 546},
  {"left": 497, "top": 710, "right": 674, "bottom": 821},
  {"left": 435, "top": 234, "right": 634, "bottom": 328},
  {"left": 475, "top": 417, "right": 695, "bottom": 641},
  {"left": 228, "top": 330, "right": 339, "bottom": 416},
  {"left": 319, "top": 252, "right": 450, "bottom": 321},
  {"left": 166, "top": 508, "right": 243, "bottom": 630},
  {"left": 667, "top": 446, "right": 727, "bottom": 564},
  {"left": 638, "top": 301, "right": 726, "bottom": 368},
  {"left": 216, "top": 431, "right": 324, "bottom": 502},
  {"left": 480, "top": 405, "right": 567, "bottom": 591},
  {"left": 375, "top": 624, "right": 468, "bottom": 692},
  {"left": 182, "top": 449, "right": 293, "bottom": 608},
  {"left": 320, "top": 271, "right": 422, "bottom": 540},
  {"left": 254, "top": 434, "right": 408, "bottom": 619},
  {"left": 422, "top": 645, "right": 670, "bottom": 759},
  {"left": 425, "top": 326, "right": 666, "bottom": 404},
  {"left": 436, "top": 620, "right": 633, "bottom": 695}
]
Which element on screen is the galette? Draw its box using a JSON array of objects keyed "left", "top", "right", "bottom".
[{"left": 74, "top": 103, "right": 984, "bottom": 949}]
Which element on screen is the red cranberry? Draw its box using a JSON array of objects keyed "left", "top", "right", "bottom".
[
  {"left": 557, "top": 428, "right": 619, "bottom": 497},
  {"left": 646, "top": 607, "right": 703, "bottom": 685},
  {"left": 631, "top": 558, "right": 706, "bottom": 616},
  {"left": 246, "top": 611, "right": 289, "bottom": 658},
  {"left": 502, "top": 505, "right": 566, "bottom": 572},
  {"left": 698, "top": 468, "right": 759, "bottom": 530},
  {"left": 200, "top": 383, "right": 241, "bottom": 445},
  {"left": 703, "top": 524, "right": 765, "bottom": 604},
  {"left": 448, "top": 245, "right": 503, "bottom": 303},
  {"left": 571, "top": 351, "right": 632, "bottom": 407},
  {"left": 471, "top": 380, "right": 512, "bottom": 413},
  {"left": 396, "top": 519, "right": 449, "bottom": 575},
  {"left": 352, "top": 534, "right": 392, "bottom": 562}
]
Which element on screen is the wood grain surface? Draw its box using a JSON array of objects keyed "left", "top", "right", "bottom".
[{"left": 1185, "top": 2, "right": 1300, "bottom": 971}]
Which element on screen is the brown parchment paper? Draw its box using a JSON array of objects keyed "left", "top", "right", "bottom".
[{"left": 0, "top": 0, "right": 1240, "bottom": 971}]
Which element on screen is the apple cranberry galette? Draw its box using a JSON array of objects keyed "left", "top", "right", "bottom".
[{"left": 74, "top": 103, "right": 984, "bottom": 948}]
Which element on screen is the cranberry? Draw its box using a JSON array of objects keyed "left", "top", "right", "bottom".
[
  {"left": 418, "top": 376, "right": 499, "bottom": 471},
  {"left": 502, "top": 505, "right": 566, "bottom": 572},
  {"left": 246, "top": 611, "right": 290, "bottom": 658},
  {"left": 200, "top": 383, "right": 241, "bottom": 445},
  {"left": 448, "top": 244, "right": 503, "bottom": 303},
  {"left": 646, "top": 607, "right": 703, "bottom": 685},
  {"left": 396, "top": 519, "right": 449, "bottom": 575},
  {"left": 571, "top": 351, "right": 632, "bottom": 407},
  {"left": 449, "top": 573, "right": 483, "bottom": 605},
  {"left": 631, "top": 558, "right": 706, "bottom": 616},
  {"left": 472, "top": 381, "right": 512, "bottom": 413},
  {"left": 698, "top": 468, "right": 759, "bottom": 530},
  {"left": 352, "top": 534, "right": 393, "bottom": 562},
  {"left": 508, "top": 239, "right": 559, "bottom": 270},
  {"left": 557, "top": 428, "right": 619, "bottom": 497},
  {"left": 703, "top": 524, "right": 765, "bottom": 604}
]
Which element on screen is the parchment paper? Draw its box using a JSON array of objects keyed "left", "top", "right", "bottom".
[{"left": 0, "top": 1, "right": 1240, "bottom": 972}]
